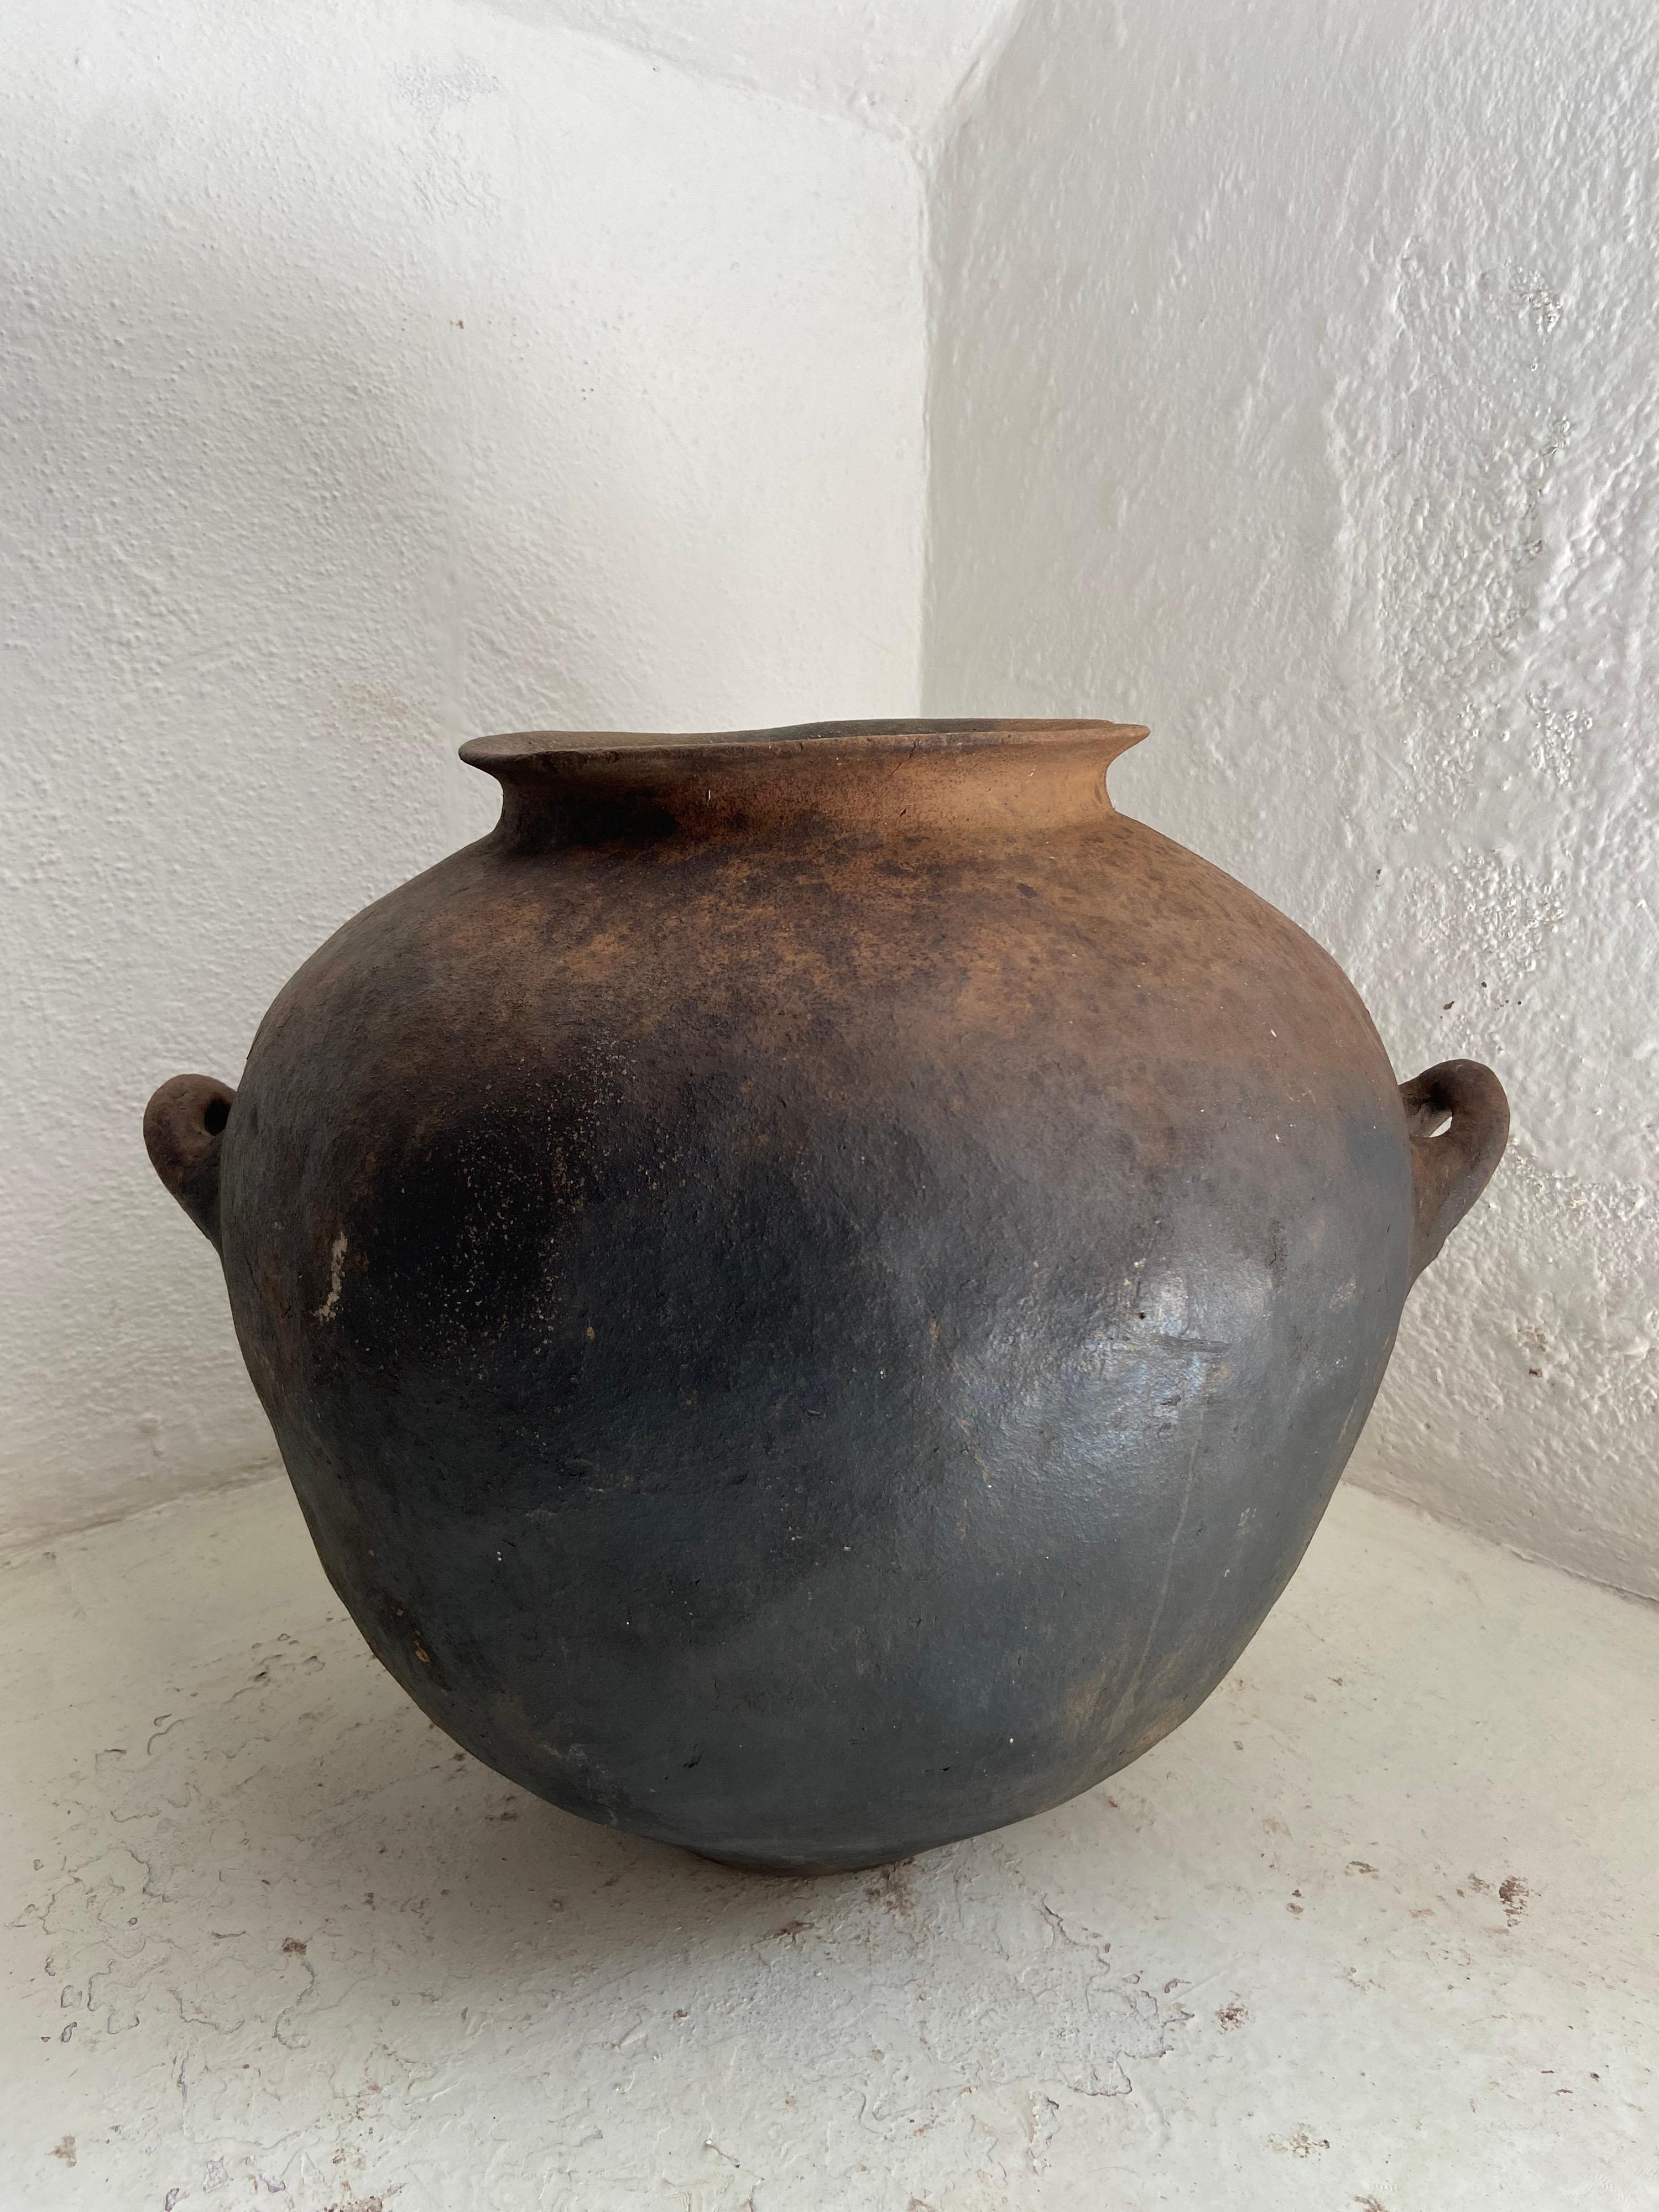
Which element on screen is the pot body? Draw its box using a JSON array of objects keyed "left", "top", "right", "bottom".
[{"left": 147, "top": 721, "right": 1507, "bottom": 1871}]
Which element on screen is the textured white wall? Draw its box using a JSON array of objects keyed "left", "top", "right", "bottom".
[
  {"left": 0, "top": 0, "right": 925, "bottom": 1547},
  {"left": 491, "top": 0, "right": 1023, "bottom": 142},
  {"left": 925, "top": 0, "right": 1659, "bottom": 1594}
]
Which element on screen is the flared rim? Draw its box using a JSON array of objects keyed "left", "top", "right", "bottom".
[{"left": 461, "top": 717, "right": 1147, "bottom": 778}]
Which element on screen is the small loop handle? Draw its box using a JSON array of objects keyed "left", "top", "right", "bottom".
[
  {"left": 144, "top": 1073, "right": 237, "bottom": 1250},
  {"left": 1399, "top": 1058, "right": 1509, "bottom": 1282}
]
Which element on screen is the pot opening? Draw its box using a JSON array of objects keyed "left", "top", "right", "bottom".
[{"left": 461, "top": 719, "right": 1149, "bottom": 847}]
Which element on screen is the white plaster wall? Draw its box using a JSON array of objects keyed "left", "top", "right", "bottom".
[
  {"left": 1, "top": 0, "right": 925, "bottom": 1548},
  {"left": 925, "top": 0, "right": 1659, "bottom": 1594},
  {"left": 491, "top": 0, "right": 1025, "bottom": 143}
]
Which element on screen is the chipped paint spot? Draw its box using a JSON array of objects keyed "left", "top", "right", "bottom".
[{"left": 314, "top": 1233, "right": 349, "bottom": 1323}]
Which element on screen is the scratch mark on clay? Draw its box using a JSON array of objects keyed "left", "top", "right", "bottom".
[
  {"left": 315, "top": 1232, "right": 349, "bottom": 1322},
  {"left": 1105, "top": 1426, "right": 1204, "bottom": 1736}
]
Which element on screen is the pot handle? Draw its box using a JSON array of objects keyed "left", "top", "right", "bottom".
[
  {"left": 1399, "top": 1058, "right": 1509, "bottom": 1282},
  {"left": 144, "top": 1073, "right": 237, "bottom": 1250}
]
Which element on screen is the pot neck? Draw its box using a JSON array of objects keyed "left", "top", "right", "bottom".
[{"left": 461, "top": 719, "right": 1149, "bottom": 852}]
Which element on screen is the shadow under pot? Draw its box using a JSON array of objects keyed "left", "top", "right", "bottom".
[{"left": 145, "top": 718, "right": 1509, "bottom": 1874}]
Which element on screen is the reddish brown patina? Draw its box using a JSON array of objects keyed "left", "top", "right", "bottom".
[{"left": 145, "top": 720, "right": 1507, "bottom": 1871}]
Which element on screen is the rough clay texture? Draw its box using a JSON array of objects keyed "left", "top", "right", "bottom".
[
  {"left": 925, "top": 0, "right": 1659, "bottom": 1598},
  {"left": 3, "top": 1473, "right": 1654, "bottom": 2208},
  {"left": 0, "top": 0, "right": 925, "bottom": 1549},
  {"left": 192, "top": 721, "right": 1424, "bottom": 1869}
]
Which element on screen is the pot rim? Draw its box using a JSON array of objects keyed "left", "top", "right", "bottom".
[{"left": 461, "top": 717, "right": 1148, "bottom": 778}]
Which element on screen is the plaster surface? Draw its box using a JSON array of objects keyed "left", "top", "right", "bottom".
[
  {"left": 0, "top": 0, "right": 924, "bottom": 1550},
  {"left": 489, "top": 0, "right": 1026, "bottom": 143},
  {"left": 925, "top": 0, "right": 1659, "bottom": 1595},
  {"left": 2, "top": 1475, "right": 1654, "bottom": 2209}
]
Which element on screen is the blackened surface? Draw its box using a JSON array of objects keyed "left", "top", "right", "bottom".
[{"left": 200, "top": 726, "right": 1429, "bottom": 1870}]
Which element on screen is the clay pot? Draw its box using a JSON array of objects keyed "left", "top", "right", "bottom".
[{"left": 145, "top": 720, "right": 1507, "bottom": 1872}]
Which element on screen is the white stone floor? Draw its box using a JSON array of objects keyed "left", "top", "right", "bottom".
[{"left": 1, "top": 1476, "right": 1655, "bottom": 2212}]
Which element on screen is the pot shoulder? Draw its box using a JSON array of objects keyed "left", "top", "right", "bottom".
[{"left": 231, "top": 810, "right": 1401, "bottom": 1147}]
